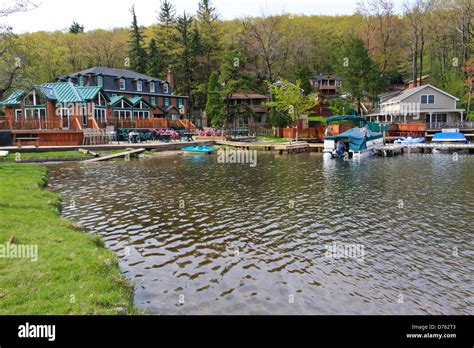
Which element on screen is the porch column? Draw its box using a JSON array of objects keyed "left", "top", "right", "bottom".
[
  {"left": 430, "top": 113, "right": 432, "bottom": 126},
  {"left": 460, "top": 111, "right": 464, "bottom": 122},
  {"left": 404, "top": 113, "right": 407, "bottom": 123}
]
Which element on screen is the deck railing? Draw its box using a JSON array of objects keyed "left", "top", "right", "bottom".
[
  {"left": 426, "top": 121, "right": 474, "bottom": 130},
  {"left": 0, "top": 119, "right": 65, "bottom": 130}
]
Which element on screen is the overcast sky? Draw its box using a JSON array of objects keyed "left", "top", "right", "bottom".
[{"left": 3, "top": 0, "right": 404, "bottom": 34}]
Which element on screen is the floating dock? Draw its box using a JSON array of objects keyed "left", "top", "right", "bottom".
[{"left": 375, "top": 143, "right": 474, "bottom": 156}]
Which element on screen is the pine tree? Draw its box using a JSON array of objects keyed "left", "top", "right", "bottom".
[
  {"left": 69, "top": 22, "right": 84, "bottom": 34},
  {"left": 175, "top": 12, "right": 196, "bottom": 116},
  {"left": 295, "top": 66, "right": 313, "bottom": 95},
  {"left": 147, "top": 38, "right": 163, "bottom": 78},
  {"left": 158, "top": 0, "right": 176, "bottom": 28},
  {"left": 196, "top": 0, "right": 221, "bottom": 77},
  {"left": 128, "top": 5, "right": 147, "bottom": 73},
  {"left": 334, "top": 37, "right": 382, "bottom": 114},
  {"left": 205, "top": 71, "right": 224, "bottom": 126}
]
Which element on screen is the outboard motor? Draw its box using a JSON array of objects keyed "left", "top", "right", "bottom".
[{"left": 334, "top": 141, "right": 347, "bottom": 158}]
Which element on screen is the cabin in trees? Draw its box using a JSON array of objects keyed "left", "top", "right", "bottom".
[
  {"left": 226, "top": 93, "right": 269, "bottom": 129},
  {"left": 310, "top": 74, "right": 342, "bottom": 117},
  {"left": 366, "top": 84, "right": 467, "bottom": 131},
  {"left": 0, "top": 67, "right": 191, "bottom": 146}
]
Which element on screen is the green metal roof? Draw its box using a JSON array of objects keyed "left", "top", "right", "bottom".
[
  {"left": 77, "top": 86, "right": 108, "bottom": 102},
  {"left": 42, "top": 82, "right": 83, "bottom": 103},
  {"left": 109, "top": 95, "right": 125, "bottom": 106},
  {"left": 1, "top": 83, "right": 109, "bottom": 107},
  {"left": 326, "top": 115, "right": 367, "bottom": 124},
  {"left": 129, "top": 96, "right": 152, "bottom": 107},
  {"left": 0, "top": 89, "right": 25, "bottom": 106}
]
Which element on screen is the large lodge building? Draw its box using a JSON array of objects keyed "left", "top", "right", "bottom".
[{"left": 0, "top": 67, "right": 191, "bottom": 146}]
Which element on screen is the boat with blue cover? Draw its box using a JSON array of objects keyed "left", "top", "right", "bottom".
[
  {"left": 432, "top": 131, "right": 468, "bottom": 154},
  {"left": 323, "top": 116, "right": 384, "bottom": 160},
  {"left": 182, "top": 145, "right": 216, "bottom": 154}
]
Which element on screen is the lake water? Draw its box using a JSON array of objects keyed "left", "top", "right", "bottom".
[{"left": 47, "top": 153, "right": 474, "bottom": 315}]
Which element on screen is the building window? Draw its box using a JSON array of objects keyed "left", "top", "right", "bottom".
[
  {"left": 150, "top": 96, "right": 156, "bottom": 106},
  {"left": 421, "top": 94, "right": 435, "bottom": 104},
  {"left": 15, "top": 109, "right": 22, "bottom": 122},
  {"left": 119, "top": 78, "right": 126, "bottom": 91},
  {"left": 94, "top": 108, "right": 107, "bottom": 123},
  {"left": 137, "top": 80, "right": 143, "bottom": 92},
  {"left": 150, "top": 82, "right": 155, "bottom": 93},
  {"left": 177, "top": 98, "right": 183, "bottom": 107},
  {"left": 163, "top": 83, "right": 169, "bottom": 94},
  {"left": 164, "top": 97, "right": 170, "bottom": 107},
  {"left": 81, "top": 105, "right": 88, "bottom": 126},
  {"left": 97, "top": 76, "right": 103, "bottom": 87},
  {"left": 78, "top": 76, "right": 84, "bottom": 86},
  {"left": 60, "top": 108, "right": 70, "bottom": 129}
]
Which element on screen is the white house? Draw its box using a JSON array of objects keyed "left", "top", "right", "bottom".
[{"left": 366, "top": 84, "right": 466, "bottom": 130}]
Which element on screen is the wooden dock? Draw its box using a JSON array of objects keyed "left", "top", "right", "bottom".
[
  {"left": 83, "top": 148, "right": 146, "bottom": 162},
  {"left": 273, "top": 142, "right": 309, "bottom": 155},
  {"left": 0, "top": 140, "right": 215, "bottom": 153},
  {"left": 375, "top": 143, "right": 474, "bottom": 156},
  {"left": 216, "top": 140, "right": 274, "bottom": 150},
  {"left": 217, "top": 140, "right": 317, "bottom": 154}
]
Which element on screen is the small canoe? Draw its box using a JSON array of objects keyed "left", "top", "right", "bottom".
[{"left": 182, "top": 145, "right": 216, "bottom": 154}]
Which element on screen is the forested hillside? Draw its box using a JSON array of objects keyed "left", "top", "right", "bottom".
[{"left": 1, "top": 0, "right": 472, "bottom": 121}]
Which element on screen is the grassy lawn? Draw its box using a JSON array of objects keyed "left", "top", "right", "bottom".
[
  {"left": 256, "top": 135, "right": 288, "bottom": 143},
  {"left": 0, "top": 163, "right": 137, "bottom": 314},
  {"left": 0, "top": 151, "right": 88, "bottom": 161}
]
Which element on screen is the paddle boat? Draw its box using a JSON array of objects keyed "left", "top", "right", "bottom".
[
  {"left": 0, "top": 151, "right": 9, "bottom": 157},
  {"left": 323, "top": 116, "right": 384, "bottom": 160},
  {"left": 394, "top": 136, "right": 425, "bottom": 145},
  {"left": 432, "top": 131, "right": 468, "bottom": 154},
  {"left": 182, "top": 145, "right": 216, "bottom": 154}
]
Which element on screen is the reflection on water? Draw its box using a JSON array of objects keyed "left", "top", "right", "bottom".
[{"left": 47, "top": 153, "right": 474, "bottom": 315}]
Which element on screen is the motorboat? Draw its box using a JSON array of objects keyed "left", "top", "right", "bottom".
[
  {"left": 0, "top": 151, "right": 9, "bottom": 157},
  {"left": 323, "top": 116, "right": 384, "bottom": 160},
  {"left": 394, "top": 136, "right": 425, "bottom": 145},
  {"left": 182, "top": 145, "right": 216, "bottom": 154},
  {"left": 432, "top": 131, "right": 468, "bottom": 154}
]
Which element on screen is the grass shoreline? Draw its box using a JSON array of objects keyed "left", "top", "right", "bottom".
[{"left": 0, "top": 163, "right": 138, "bottom": 314}]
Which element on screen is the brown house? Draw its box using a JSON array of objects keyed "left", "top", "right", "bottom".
[{"left": 0, "top": 67, "right": 192, "bottom": 146}]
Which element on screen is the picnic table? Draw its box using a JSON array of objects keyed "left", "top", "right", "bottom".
[{"left": 183, "top": 132, "right": 194, "bottom": 142}]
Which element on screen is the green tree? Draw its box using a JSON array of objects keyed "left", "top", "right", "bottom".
[
  {"left": 128, "top": 5, "right": 147, "bottom": 73},
  {"left": 295, "top": 65, "right": 313, "bottom": 95},
  {"left": 69, "top": 22, "right": 84, "bottom": 34},
  {"left": 334, "top": 36, "right": 382, "bottom": 114},
  {"left": 196, "top": 0, "right": 221, "bottom": 77},
  {"left": 147, "top": 38, "right": 162, "bottom": 78},
  {"left": 205, "top": 71, "right": 224, "bottom": 126},
  {"left": 159, "top": 0, "right": 176, "bottom": 28},
  {"left": 174, "top": 12, "right": 196, "bottom": 117},
  {"left": 266, "top": 79, "right": 317, "bottom": 141},
  {"left": 219, "top": 51, "right": 255, "bottom": 126}
]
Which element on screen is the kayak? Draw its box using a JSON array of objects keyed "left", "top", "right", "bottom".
[
  {"left": 394, "top": 137, "right": 425, "bottom": 145},
  {"left": 182, "top": 145, "right": 216, "bottom": 154}
]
